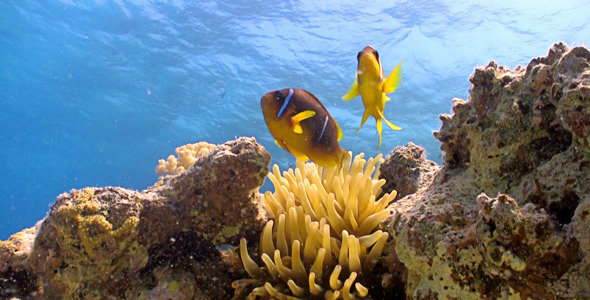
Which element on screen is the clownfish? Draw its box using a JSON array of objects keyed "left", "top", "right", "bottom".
[
  {"left": 342, "top": 45, "right": 402, "bottom": 149},
  {"left": 261, "top": 88, "right": 350, "bottom": 167}
]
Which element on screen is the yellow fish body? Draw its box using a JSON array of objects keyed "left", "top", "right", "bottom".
[
  {"left": 261, "top": 88, "right": 350, "bottom": 167},
  {"left": 342, "top": 45, "right": 402, "bottom": 149}
]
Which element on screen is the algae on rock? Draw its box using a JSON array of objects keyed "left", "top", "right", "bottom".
[
  {"left": 384, "top": 43, "right": 590, "bottom": 299},
  {"left": 5, "top": 137, "right": 271, "bottom": 299}
]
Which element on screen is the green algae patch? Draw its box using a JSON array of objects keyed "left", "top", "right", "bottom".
[
  {"left": 212, "top": 225, "right": 241, "bottom": 245},
  {"left": 33, "top": 187, "right": 148, "bottom": 299},
  {"left": 13, "top": 137, "right": 271, "bottom": 299}
]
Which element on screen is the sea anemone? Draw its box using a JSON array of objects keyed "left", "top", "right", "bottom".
[{"left": 233, "top": 153, "right": 396, "bottom": 299}]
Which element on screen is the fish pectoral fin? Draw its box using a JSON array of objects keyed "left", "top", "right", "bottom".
[
  {"left": 342, "top": 74, "right": 360, "bottom": 101},
  {"left": 291, "top": 110, "right": 316, "bottom": 134},
  {"left": 383, "top": 62, "right": 402, "bottom": 94},
  {"left": 292, "top": 110, "right": 316, "bottom": 122},
  {"left": 293, "top": 124, "right": 303, "bottom": 134},
  {"left": 377, "top": 110, "right": 401, "bottom": 131}
]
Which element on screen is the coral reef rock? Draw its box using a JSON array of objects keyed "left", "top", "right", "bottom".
[
  {"left": 383, "top": 43, "right": 590, "bottom": 299},
  {"left": 0, "top": 225, "right": 38, "bottom": 298},
  {"left": 379, "top": 142, "right": 440, "bottom": 199},
  {"left": 2, "top": 137, "right": 270, "bottom": 299},
  {"left": 155, "top": 141, "right": 217, "bottom": 176}
]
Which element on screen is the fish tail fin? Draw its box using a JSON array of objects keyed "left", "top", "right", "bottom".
[
  {"left": 355, "top": 109, "right": 371, "bottom": 133},
  {"left": 342, "top": 73, "right": 360, "bottom": 101},
  {"left": 378, "top": 110, "right": 401, "bottom": 131},
  {"left": 383, "top": 62, "right": 402, "bottom": 94}
]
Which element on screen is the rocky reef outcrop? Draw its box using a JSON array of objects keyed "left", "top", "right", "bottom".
[
  {"left": 382, "top": 43, "right": 590, "bottom": 299},
  {"left": 1, "top": 137, "right": 270, "bottom": 299},
  {"left": 1, "top": 43, "right": 588, "bottom": 299}
]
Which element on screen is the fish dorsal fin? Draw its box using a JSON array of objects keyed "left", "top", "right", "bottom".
[
  {"left": 291, "top": 110, "right": 315, "bottom": 134},
  {"left": 342, "top": 73, "right": 360, "bottom": 101},
  {"left": 383, "top": 62, "right": 402, "bottom": 94}
]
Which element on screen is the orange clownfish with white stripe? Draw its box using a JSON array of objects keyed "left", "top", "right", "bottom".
[
  {"left": 342, "top": 45, "right": 402, "bottom": 149},
  {"left": 261, "top": 88, "right": 350, "bottom": 167}
]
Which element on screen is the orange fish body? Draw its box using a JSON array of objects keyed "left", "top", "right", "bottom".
[
  {"left": 343, "top": 45, "right": 402, "bottom": 149},
  {"left": 261, "top": 88, "right": 349, "bottom": 167}
]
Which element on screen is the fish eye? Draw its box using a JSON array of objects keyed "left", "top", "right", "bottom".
[{"left": 274, "top": 90, "right": 282, "bottom": 100}]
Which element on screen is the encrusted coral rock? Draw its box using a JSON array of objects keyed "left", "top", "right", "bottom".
[
  {"left": 385, "top": 43, "right": 590, "bottom": 299},
  {"left": 433, "top": 42, "right": 588, "bottom": 196},
  {"left": 144, "top": 137, "right": 270, "bottom": 246},
  {"left": 20, "top": 137, "right": 271, "bottom": 299},
  {"left": 379, "top": 142, "right": 440, "bottom": 198},
  {"left": 473, "top": 194, "right": 578, "bottom": 298},
  {"left": 0, "top": 225, "right": 38, "bottom": 298},
  {"left": 31, "top": 187, "right": 146, "bottom": 298},
  {"left": 142, "top": 267, "right": 199, "bottom": 299},
  {"left": 155, "top": 141, "right": 216, "bottom": 176}
]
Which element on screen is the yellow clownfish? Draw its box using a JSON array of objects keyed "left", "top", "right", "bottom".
[
  {"left": 342, "top": 45, "right": 402, "bottom": 149},
  {"left": 261, "top": 88, "right": 350, "bottom": 167}
]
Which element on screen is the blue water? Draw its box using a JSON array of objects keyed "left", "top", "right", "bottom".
[{"left": 1, "top": 0, "right": 588, "bottom": 239}]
